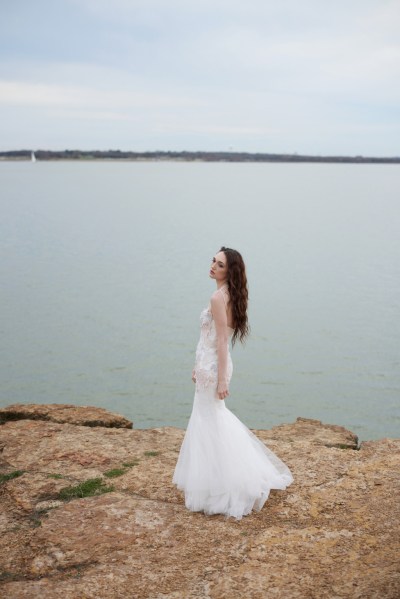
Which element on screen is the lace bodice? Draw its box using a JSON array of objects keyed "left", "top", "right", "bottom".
[
  {"left": 199, "top": 306, "right": 218, "bottom": 347},
  {"left": 194, "top": 306, "right": 232, "bottom": 391}
]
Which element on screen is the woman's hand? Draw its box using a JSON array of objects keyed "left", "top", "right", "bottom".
[
  {"left": 192, "top": 369, "right": 196, "bottom": 383},
  {"left": 217, "top": 382, "right": 229, "bottom": 400}
]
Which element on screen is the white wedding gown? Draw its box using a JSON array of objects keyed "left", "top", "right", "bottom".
[{"left": 173, "top": 303, "right": 293, "bottom": 520}]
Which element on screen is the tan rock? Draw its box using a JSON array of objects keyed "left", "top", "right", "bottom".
[
  {"left": 0, "top": 407, "right": 399, "bottom": 598},
  {"left": 263, "top": 416, "right": 359, "bottom": 449},
  {"left": 0, "top": 403, "right": 133, "bottom": 428}
]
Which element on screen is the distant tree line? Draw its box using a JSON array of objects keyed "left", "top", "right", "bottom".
[{"left": 0, "top": 149, "right": 399, "bottom": 164}]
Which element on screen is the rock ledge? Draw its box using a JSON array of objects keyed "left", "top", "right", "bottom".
[
  {"left": 0, "top": 403, "right": 132, "bottom": 428},
  {"left": 0, "top": 404, "right": 399, "bottom": 598}
]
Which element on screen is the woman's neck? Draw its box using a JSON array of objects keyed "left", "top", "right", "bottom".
[{"left": 216, "top": 282, "right": 228, "bottom": 291}]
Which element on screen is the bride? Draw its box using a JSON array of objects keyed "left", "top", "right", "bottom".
[{"left": 173, "top": 247, "right": 293, "bottom": 520}]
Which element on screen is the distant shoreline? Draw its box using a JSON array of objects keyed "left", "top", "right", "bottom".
[{"left": 1, "top": 150, "right": 399, "bottom": 164}]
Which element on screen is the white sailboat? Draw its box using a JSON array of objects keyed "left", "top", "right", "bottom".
[{"left": 31, "top": 151, "right": 36, "bottom": 163}]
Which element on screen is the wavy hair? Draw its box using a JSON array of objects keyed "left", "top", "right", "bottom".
[{"left": 220, "top": 246, "right": 249, "bottom": 346}]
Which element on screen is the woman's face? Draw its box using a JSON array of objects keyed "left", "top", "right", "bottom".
[{"left": 209, "top": 251, "right": 228, "bottom": 283}]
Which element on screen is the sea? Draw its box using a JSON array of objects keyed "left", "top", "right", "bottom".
[{"left": 1, "top": 160, "right": 399, "bottom": 441}]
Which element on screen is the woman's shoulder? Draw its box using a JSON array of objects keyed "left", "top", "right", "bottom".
[
  {"left": 210, "top": 287, "right": 230, "bottom": 308},
  {"left": 210, "top": 289, "right": 225, "bottom": 303}
]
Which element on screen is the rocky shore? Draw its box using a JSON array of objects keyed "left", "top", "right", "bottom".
[{"left": 0, "top": 403, "right": 399, "bottom": 598}]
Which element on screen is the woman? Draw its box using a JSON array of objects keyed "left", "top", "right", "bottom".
[{"left": 173, "top": 247, "right": 293, "bottom": 520}]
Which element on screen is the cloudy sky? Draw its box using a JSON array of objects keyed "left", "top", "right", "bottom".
[{"left": 0, "top": 0, "right": 399, "bottom": 155}]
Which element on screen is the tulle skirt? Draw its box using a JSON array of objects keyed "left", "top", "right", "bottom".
[{"left": 173, "top": 390, "right": 293, "bottom": 520}]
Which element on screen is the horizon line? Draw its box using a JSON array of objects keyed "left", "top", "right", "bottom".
[{"left": 1, "top": 149, "right": 399, "bottom": 164}]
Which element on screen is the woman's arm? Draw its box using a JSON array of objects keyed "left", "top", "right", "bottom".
[{"left": 210, "top": 292, "right": 229, "bottom": 400}]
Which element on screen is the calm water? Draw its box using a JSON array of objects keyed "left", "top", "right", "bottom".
[{"left": 1, "top": 160, "right": 399, "bottom": 440}]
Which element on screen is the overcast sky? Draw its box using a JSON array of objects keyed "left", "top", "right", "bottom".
[{"left": 0, "top": 0, "right": 399, "bottom": 155}]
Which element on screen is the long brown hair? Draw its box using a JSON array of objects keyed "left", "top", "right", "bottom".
[{"left": 220, "top": 246, "right": 249, "bottom": 346}]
